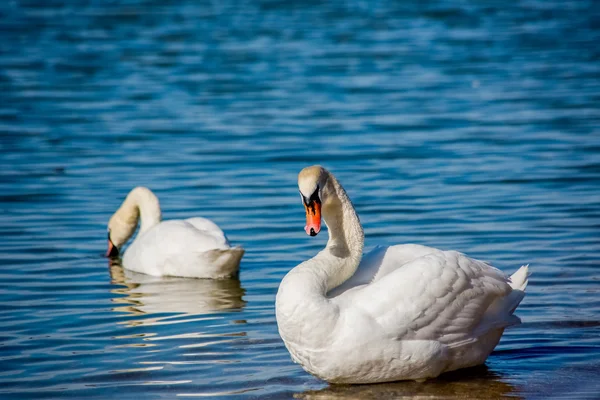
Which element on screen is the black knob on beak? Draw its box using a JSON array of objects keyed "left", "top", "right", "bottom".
[
  {"left": 106, "top": 232, "right": 120, "bottom": 258},
  {"left": 309, "top": 228, "right": 317, "bottom": 236}
]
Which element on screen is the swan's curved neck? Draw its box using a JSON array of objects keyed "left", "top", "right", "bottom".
[
  {"left": 112, "top": 187, "right": 162, "bottom": 239},
  {"left": 128, "top": 187, "right": 161, "bottom": 234},
  {"left": 319, "top": 174, "right": 364, "bottom": 292},
  {"left": 276, "top": 173, "right": 364, "bottom": 345},
  {"left": 285, "top": 175, "right": 364, "bottom": 296}
]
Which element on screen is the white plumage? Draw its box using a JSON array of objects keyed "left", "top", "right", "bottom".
[
  {"left": 107, "top": 187, "right": 243, "bottom": 279},
  {"left": 276, "top": 166, "right": 529, "bottom": 383}
]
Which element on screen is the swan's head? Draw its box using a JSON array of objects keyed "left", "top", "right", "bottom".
[
  {"left": 106, "top": 214, "right": 137, "bottom": 257},
  {"left": 106, "top": 230, "right": 119, "bottom": 258},
  {"left": 298, "top": 165, "right": 331, "bottom": 237},
  {"left": 106, "top": 197, "right": 140, "bottom": 258}
]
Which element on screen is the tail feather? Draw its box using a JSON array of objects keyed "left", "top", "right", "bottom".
[
  {"left": 504, "top": 264, "right": 530, "bottom": 314},
  {"left": 509, "top": 264, "right": 530, "bottom": 291},
  {"left": 204, "top": 247, "right": 245, "bottom": 278},
  {"left": 474, "top": 265, "right": 530, "bottom": 337}
]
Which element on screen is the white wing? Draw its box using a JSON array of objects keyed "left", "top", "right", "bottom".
[
  {"left": 328, "top": 244, "right": 441, "bottom": 298},
  {"left": 332, "top": 249, "right": 519, "bottom": 347},
  {"left": 123, "top": 219, "right": 242, "bottom": 278},
  {"left": 184, "top": 217, "right": 230, "bottom": 247}
]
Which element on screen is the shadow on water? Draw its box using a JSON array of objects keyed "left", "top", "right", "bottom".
[
  {"left": 108, "top": 260, "right": 246, "bottom": 320},
  {"left": 295, "top": 365, "right": 520, "bottom": 400}
]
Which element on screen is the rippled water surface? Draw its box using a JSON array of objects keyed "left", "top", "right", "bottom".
[{"left": 1, "top": 0, "right": 599, "bottom": 398}]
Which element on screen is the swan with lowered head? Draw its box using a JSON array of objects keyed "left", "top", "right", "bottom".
[
  {"left": 106, "top": 187, "right": 244, "bottom": 278},
  {"left": 276, "top": 166, "right": 530, "bottom": 384}
]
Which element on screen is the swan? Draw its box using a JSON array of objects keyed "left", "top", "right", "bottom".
[
  {"left": 106, "top": 187, "right": 244, "bottom": 278},
  {"left": 276, "top": 166, "right": 530, "bottom": 384}
]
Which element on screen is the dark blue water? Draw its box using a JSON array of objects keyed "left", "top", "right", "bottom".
[{"left": 1, "top": 0, "right": 599, "bottom": 398}]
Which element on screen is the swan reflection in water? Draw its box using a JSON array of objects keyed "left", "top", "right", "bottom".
[
  {"left": 108, "top": 260, "right": 246, "bottom": 322},
  {"left": 296, "top": 366, "right": 521, "bottom": 400},
  {"left": 107, "top": 260, "right": 247, "bottom": 380}
]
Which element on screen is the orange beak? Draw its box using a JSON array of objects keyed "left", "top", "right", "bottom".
[
  {"left": 106, "top": 238, "right": 119, "bottom": 258},
  {"left": 304, "top": 201, "right": 321, "bottom": 236}
]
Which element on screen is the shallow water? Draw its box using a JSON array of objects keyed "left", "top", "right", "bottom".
[{"left": 1, "top": 0, "right": 599, "bottom": 398}]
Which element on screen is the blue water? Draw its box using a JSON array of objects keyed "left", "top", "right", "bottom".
[{"left": 1, "top": 0, "right": 599, "bottom": 398}]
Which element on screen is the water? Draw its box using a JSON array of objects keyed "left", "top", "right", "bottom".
[{"left": 1, "top": 0, "right": 599, "bottom": 398}]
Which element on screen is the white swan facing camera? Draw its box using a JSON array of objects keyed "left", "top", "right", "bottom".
[
  {"left": 276, "top": 165, "right": 530, "bottom": 384},
  {"left": 106, "top": 187, "right": 244, "bottom": 279}
]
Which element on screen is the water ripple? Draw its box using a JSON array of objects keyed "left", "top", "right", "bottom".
[{"left": 1, "top": 0, "right": 599, "bottom": 398}]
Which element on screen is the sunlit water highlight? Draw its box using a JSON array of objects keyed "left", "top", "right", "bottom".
[{"left": 1, "top": 0, "right": 599, "bottom": 398}]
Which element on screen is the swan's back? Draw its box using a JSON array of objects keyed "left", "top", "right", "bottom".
[
  {"left": 184, "top": 217, "right": 231, "bottom": 247},
  {"left": 331, "top": 247, "right": 528, "bottom": 348},
  {"left": 123, "top": 219, "right": 243, "bottom": 278},
  {"left": 328, "top": 244, "right": 446, "bottom": 298}
]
